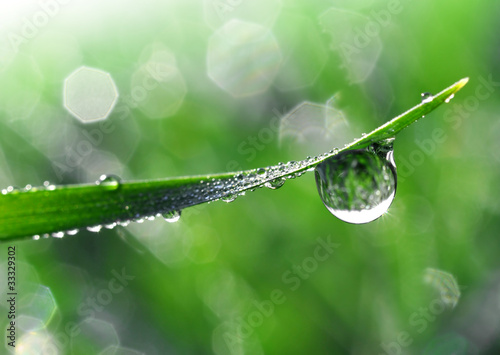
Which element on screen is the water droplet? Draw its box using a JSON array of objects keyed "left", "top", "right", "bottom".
[
  {"left": 66, "top": 229, "right": 79, "bottom": 235},
  {"left": 265, "top": 177, "right": 286, "bottom": 190},
  {"left": 256, "top": 168, "right": 266, "bottom": 175},
  {"left": 87, "top": 225, "right": 102, "bottom": 233},
  {"left": 163, "top": 210, "right": 181, "bottom": 223},
  {"left": 43, "top": 181, "right": 50, "bottom": 187},
  {"left": 105, "top": 223, "right": 117, "bottom": 229},
  {"left": 5, "top": 186, "right": 20, "bottom": 193},
  {"left": 314, "top": 142, "right": 396, "bottom": 224},
  {"left": 421, "top": 92, "right": 433, "bottom": 103},
  {"left": 96, "top": 174, "right": 121, "bottom": 189},
  {"left": 221, "top": 194, "right": 237, "bottom": 203},
  {"left": 32, "top": 235, "right": 40, "bottom": 240},
  {"left": 52, "top": 232, "right": 64, "bottom": 238},
  {"left": 444, "top": 93, "right": 455, "bottom": 103},
  {"left": 24, "top": 184, "right": 32, "bottom": 191}
]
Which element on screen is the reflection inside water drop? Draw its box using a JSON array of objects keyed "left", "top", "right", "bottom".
[
  {"left": 264, "top": 177, "right": 286, "bottom": 190},
  {"left": 314, "top": 141, "right": 397, "bottom": 224},
  {"left": 96, "top": 174, "right": 121, "bottom": 189},
  {"left": 163, "top": 210, "right": 181, "bottom": 223},
  {"left": 221, "top": 194, "right": 237, "bottom": 203},
  {"left": 421, "top": 92, "right": 433, "bottom": 103}
]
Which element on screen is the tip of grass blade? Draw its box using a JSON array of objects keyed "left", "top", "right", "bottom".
[
  {"left": 455, "top": 77, "right": 469, "bottom": 91},
  {"left": 345, "top": 77, "right": 470, "bottom": 152}
]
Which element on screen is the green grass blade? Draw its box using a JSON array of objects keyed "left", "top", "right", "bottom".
[{"left": 0, "top": 78, "right": 469, "bottom": 241}]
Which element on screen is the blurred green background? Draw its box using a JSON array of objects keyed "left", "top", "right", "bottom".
[{"left": 1, "top": 0, "right": 500, "bottom": 354}]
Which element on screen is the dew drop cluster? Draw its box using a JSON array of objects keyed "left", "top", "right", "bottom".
[{"left": 7, "top": 140, "right": 398, "bottom": 240}]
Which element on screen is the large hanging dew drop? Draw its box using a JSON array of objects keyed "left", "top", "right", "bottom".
[{"left": 314, "top": 141, "right": 397, "bottom": 224}]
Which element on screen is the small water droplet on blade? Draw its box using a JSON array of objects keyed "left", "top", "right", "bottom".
[
  {"left": 314, "top": 141, "right": 397, "bottom": 224},
  {"left": 221, "top": 194, "right": 237, "bottom": 203},
  {"left": 96, "top": 174, "right": 121, "bottom": 189},
  {"left": 264, "top": 177, "right": 286, "bottom": 190},
  {"left": 421, "top": 92, "right": 433, "bottom": 103},
  {"left": 163, "top": 210, "right": 181, "bottom": 223},
  {"left": 444, "top": 93, "right": 455, "bottom": 103},
  {"left": 87, "top": 225, "right": 102, "bottom": 233},
  {"left": 6, "top": 186, "right": 20, "bottom": 193}
]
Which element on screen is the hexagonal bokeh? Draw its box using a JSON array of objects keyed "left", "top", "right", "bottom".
[
  {"left": 279, "top": 101, "right": 353, "bottom": 156},
  {"left": 207, "top": 19, "right": 282, "bottom": 97},
  {"left": 15, "top": 330, "right": 59, "bottom": 355},
  {"left": 130, "top": 46, "right": 187, "bottom": 119},
  {"left": 424, "top": 267, "right": 461, "bottom": 308},
  {"left": 19, "top": 284, "right": 58, "bottom": 328},
  {"left": 71, "top": 318, "right": 120, "bottom": 354},
  {"left": 0, "top": 260, "right": 41, "bottom": 296},
  {"left": 273, "top": 13, "right": 328, "bottom": 91},
  {"left": 64, "top": 66, "right": 119, "bottom": 123},
  {"left": 16, "top": 315, "right": 46, "bottom": 332},
  {"left": 203, "top": 0, "right": 282, "bottom": 30},
  {"left": 319, "top": 7, "right": 382, "bottom": 84}
]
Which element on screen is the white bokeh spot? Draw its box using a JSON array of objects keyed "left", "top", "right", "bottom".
[
  {"left": 207, "top": 19, "right": 282, "bottom": 97},
  {"left": 64, "top": 66, "right": 119, "bottom": 123}
]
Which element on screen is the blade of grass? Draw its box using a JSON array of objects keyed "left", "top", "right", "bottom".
[{"left": 0, "top": 78, "right": 469, "bottom": 241}]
